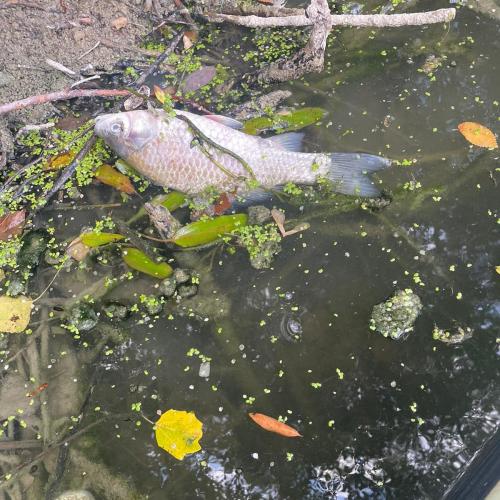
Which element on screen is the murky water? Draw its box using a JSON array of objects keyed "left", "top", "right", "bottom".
[{"left": 1, "top": 3, "right": 499, "bottom": 499}]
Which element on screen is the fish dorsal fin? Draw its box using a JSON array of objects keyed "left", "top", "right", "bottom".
[
  {"left": 205, "top": 114, "right": 243, "bottom": 129},
  {"left": 265, "top": 132, "right": 304, "bottom": 152}
]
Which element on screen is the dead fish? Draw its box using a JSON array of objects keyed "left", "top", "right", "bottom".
[{"left": 94, "top": 109, "right": 390, "bottom": 198}]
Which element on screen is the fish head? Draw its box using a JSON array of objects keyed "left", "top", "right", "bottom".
[{"left": 94, "top": 111, "right": 160, "bottom": 158}]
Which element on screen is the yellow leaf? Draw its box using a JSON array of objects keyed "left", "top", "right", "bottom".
[
  {"left": 0, "top": 295, "right": 33, "bottom": 333},
  {"left": 458, "top": 122, "right": 498, "bottom": 148},
  {"left": 496, "top": 265, "right": 500, "bottom": 275},
  {"left": 95, "top": 164, "right": 136, "bottom": 194},
  {"left": 154, "top": 409, "right": 203, "bottom": 460}
]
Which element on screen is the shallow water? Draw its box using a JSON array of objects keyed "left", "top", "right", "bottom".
[{"left": 2, "top": 2, "right": 500, "bottom": 499}]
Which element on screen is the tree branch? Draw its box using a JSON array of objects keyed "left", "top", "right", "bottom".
[
  {"left": 205, "top": 7, "right": 456, "bottom": 28},
  {"left": 0, "top": 89, "right": 130, "bottom": 116}
]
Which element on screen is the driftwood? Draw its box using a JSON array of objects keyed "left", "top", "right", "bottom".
[
  {"left": 204, "top": 6, "right": 456, "bottom": 28},
  {"left": 203, "top": 0, "right": 456, "bottom": 84}
]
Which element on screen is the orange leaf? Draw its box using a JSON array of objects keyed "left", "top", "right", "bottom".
[
  {"left": 0, "top": 210, "right": 26, "bottom": 241},
  {"left": 154, "top": 85, "right": 167, "bottom": 105},
  {"left": 45, "top": 150, "right": 76, "bottom": 171},
  {"left": 95, "top": 164, "right": 136, "bottom": 194},
  {"left": 248, "top": 413, "right": 302, "bottom": 437},
  {"left": 458, "top": 122, "right": 498, "bottom": 148}
]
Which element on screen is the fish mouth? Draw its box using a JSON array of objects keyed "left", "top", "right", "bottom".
[{"left": 94, "top": 114, "right": 113, "bottom": 138}]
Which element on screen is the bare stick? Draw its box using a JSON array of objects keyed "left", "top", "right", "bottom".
[
  {"left": 205, "top": 7, "right": 456, "bottom": 28},
  {"left": 45, "top": 58, "right": 76, "bottom": 77},
  {"left": 0, "top": 88, "right": 130, "bottom": 116},
  {"left": 77, "top": 40, "right": 101, "bottom": 61},
  {"left": 70, "top": 75, "right": 101, "bottom": 88}
]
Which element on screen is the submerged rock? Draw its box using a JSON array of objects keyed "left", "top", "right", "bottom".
[
  {"left": 68, "top": 303, "right": 98, "bottom": 332},
  {"left": 102, "top": 302, "right": 129, "bottom": 322},
  {"left": 248, "top": 205, "right": 272, "bottom": 225},
  {"left": 159, "top": 277, "right": 177, "bottom": 297},
  {"left": 370, "top": 289, "right": 422, "bottom": 340},
  {"left": 177, "top": 284, "right": 198, "bottom": 299},
  {"left": 173, "top": 268, "right": 191, "bottom": 284}
]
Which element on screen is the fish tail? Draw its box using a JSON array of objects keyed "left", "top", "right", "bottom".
[{"left": 327, "top": 153, "right": 391, "bottom": 197}]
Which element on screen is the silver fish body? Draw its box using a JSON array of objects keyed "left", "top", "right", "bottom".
[{"left": 94, "top": 109, "right": 389, "bottom": 197}]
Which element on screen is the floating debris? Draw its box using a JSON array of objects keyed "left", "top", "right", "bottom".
[
  {"left": 370, "top": 289, "right": 422, "bottom": 340},
  {"left": 432, "top": 325, "right": 474, "bottom": 344}
]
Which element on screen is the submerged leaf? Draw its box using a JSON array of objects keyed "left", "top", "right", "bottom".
[
  {"left": 458, "top": 122, "right": 498, "bottom": 148},
  {"left": 243, "top": 107, "right": 325, "bottom": 135},
  {"left": 249, "top": 413, "right": 302, "bottom": 437},
  {"left": 155, "top": 409, "right": 203, "bottom": 460},
  {"left": 45, "top": 150, "right": 76, "bottom": 171},
  {"left": 0, "top": 210, "right": 26, "bottom": 241},
  {"left": 80, "top": 232, "right": 124, "bottom": 247},
  {"left": 66, "top": 236, "right": 90, "bottom": 261},
  {"left": 122, "top": 247, "right": 173, "bottom": 278},
  {"left": 181, "top": 66, "right": 217, "bottom": 93},
  {"left": 96, "top": 164, "right": 136, "bottom": 194},
  {"left": 0, "top": 295, "right": 32, "bottom": 333},
  {"left": 172, "top": 214, "right": 248, "bottom": 248}
]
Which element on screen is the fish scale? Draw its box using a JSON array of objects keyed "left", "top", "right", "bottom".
[{"left": 94, "top": 109, "right": 390, "bottom": 197}]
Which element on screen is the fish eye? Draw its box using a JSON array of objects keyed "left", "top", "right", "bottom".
[{"left": 110, "top": 121, "right": 124, "bottom": 135}]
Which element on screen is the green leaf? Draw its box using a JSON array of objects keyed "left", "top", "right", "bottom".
[
  {"left": 155, "top": 409, "right": 203, "bottom": 460},
  {"left": 172, "top": 214, "right": 248, "bottom": 248},
  {"left": 243, "top": 107, "right": 326, "bottom": 135},
  {"left": 157, "top": 191, "right": 187, "bottom": 212},
  {"left": 122, "top": 248, "right": 173, "bottom": 278},
  {"left": 80, "top": 232, "right": 124, "bottom": 247}
]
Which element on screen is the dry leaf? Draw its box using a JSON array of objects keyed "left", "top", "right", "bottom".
[
  {"left": 271, "top": 209, "right": 309, "bottom": 237},
  {"left": 257, "top": 0, "right": 274, "bottom": 4},
  {"left": 155, "top": 409, "right": 203, "bottom": 460},
  {"left": 248, "top": 413, "right": 302, "bottom": 437},
  {"left": 458, "top": 122, "right": 498, "bottom": 148},
  {"left": 181, "top": 66, "right": 217, "bottom": 93},
  {"left": 111, "top": 16, "right": 128, "bottom": 30},
  {"left": 0, "top": 295, "right": 33, "bottom": 333},
  {"left": 66, "top": 236, "right": 90, "bottom": 261},
  {"left": 183, "top": 30, "right": 198, "bottom": 50},
  {"left": 0, "top": 210, "right": 26, "bottom": 241}
]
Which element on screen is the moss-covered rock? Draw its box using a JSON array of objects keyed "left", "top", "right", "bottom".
[{"left": 370, "top": 289, "right": 422, "bottom": 340}]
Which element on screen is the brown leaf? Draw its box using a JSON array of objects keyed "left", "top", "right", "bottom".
[
  {"left": 248, "top": 413, "right": 302, "bottom": 437},
  {"left": 95, "top": 164, "right": 136, "bottom": 194},
  {"left": 458, "top": 122, "right": 498, "bottom": 148},
  {"left": 0, "top": 210, "right": 26, "bottom": 241},
  {"left": 257, "top": 0, "right": 274, "bottom": 4},
  {"left": 181, "top": 66, "right": 217, "bottom": 93},
  {"left": 183, "top": 30, "right": 198, "bottom": 50},
  {"left": 66, "top": 236, "right": 90, "bottom": 261},
  {"left": 111, "top": 16, "right": 128, "bottom": 30},
  {"left": 271, "top": 209, "right": 309, "bottom": 238}
]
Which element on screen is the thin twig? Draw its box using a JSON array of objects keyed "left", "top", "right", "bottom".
[
  {"left": 42, "top": 134, "right": 97, "bottom": 206},
  {"left": 45, "top": 58, "right": 76, "bottom": 77},
  {"left": 77, "top": 41, "right": 101, "bottom": 61},
  {"left": 70, "top": 75, "right": 101, "bottom": 88},
  {"left": 0, "top": 88, "right": 130, "bottom": 116},
  {"left": 135, "top": 31, "right": 183, "bottom": 87}
]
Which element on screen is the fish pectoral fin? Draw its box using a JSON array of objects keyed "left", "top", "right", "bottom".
[
  {"left": 205, "top": 114, "right": 244, "bottom": 129},
  {"left": 265, "top": 132, "right": 305, "bottom": 152}
]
